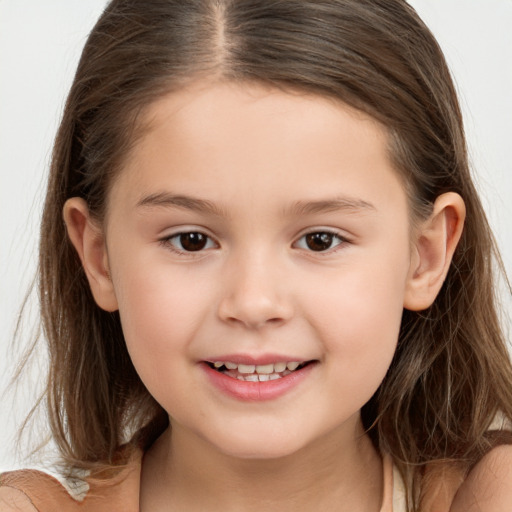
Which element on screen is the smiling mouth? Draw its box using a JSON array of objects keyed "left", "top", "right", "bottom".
[{"left": 206, "top": 361, "right": 313, "bottom": 382}]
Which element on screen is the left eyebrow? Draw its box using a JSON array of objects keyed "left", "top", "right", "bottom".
[{"left": 285, "top": 197, "right": 376, "bottom": 216}]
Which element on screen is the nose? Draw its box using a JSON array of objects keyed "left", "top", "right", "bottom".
[{"left": 217, "top": 252, "right": 294, "bottom": 330}]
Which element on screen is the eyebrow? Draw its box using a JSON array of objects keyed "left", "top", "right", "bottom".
[
  {"left": 136, "top": 192, "right": 229, "bottom": 217},
  {"left": 136, "top": 192, "right": 376, "bottom": 218},
  {"left": 285, "top": 197, "right": 376, "bottom": 216}
]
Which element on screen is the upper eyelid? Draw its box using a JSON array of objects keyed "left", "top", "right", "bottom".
[
  {"left": 294, "top": 231, "right": 346, "bottom": 241},
  {"left": 159, "top": 227, "right": 347, "bottom": 238},
  {"left": 160, "top": 226, "right": 217, "bottom": 240},
  {"left": 294, "top": 227, "right": 350, "bottom": 241}
]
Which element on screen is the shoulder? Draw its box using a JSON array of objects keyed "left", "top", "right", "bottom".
[
  {"left": 0, "top": 487, "right": 38, "bottom": 512},
  {"left": 450, "top": 444, "right": 512, "bottom": 512},
  {"left": 0, "top": 469, "right": 71, "bottom": 511},
  {"left": 0, "top": 447, "right": 143, "bottom": 512}
]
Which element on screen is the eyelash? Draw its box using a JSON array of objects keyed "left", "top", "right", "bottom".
[
  {"left": 160, "top": 229, "right": 349, "bottom": 255},
  {"left": 160, "top": 231, "right": 217, "bottom": 255},
  {"left": 293, "top": 230, "right": 348, "bottom": 254}
]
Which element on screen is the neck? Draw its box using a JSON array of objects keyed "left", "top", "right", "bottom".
[{"left": 141, "top": 415, "right": 383, "bottom": 512}]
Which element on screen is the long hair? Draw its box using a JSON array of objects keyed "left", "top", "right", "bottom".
[{"left": 37, "top": 0, "right": 512, "bottom": 508}]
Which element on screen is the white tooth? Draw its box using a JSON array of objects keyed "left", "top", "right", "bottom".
[
  {"left": 244, "top": 374, "right": 259, "bottom": 382},
  {"left": 287, "top": 362, "right": 300, "bottom": 371},
  {"left": 237, "top": 376, "right": 245, "bottom": 381},
  {"left": 225, "top": 362, "right": 237, "bottom": 370},
  {"left": 274, "top": 362, "right": 287, "bottom": 372},
  {"left": 256, "top": 364, "right": 274, "bottom": 374},
  {"left": 213, "top": 362, "right": 224, "bottom": 368},
  {"left": 258, "top": 374, "right": 270, "bottom": 382},
  {"left": 238, "top": 364, "right": 256, "bottom": 374},
  {"left": 269, "top": 374, "right": 281, "bottom": 380}
]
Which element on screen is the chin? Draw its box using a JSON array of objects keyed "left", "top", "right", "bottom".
[
  {"left": 219, "top": 441, "right": 304, "bottom": 461},
  {"left": 200, "top": 423, "right": 318, "bottom": 461}
]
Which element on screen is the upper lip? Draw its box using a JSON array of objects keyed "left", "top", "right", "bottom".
[{"left": 204, "top": 354, "right": 311, "bottom": 365}]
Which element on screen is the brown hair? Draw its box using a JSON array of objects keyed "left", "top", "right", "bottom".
[{"left": 36, "top": 0, "right": 512, "bottom": 508}]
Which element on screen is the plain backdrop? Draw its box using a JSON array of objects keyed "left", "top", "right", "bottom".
[{"left": 1, "top": 0, "right": 511, "bottom": 469}]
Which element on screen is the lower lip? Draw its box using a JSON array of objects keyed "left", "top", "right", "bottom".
[{"left": 202, "top": 362, "right": 316, "bottom": 401}]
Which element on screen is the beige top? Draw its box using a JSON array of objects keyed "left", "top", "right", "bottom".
[{"left": 0, "top": 452, "right": 409, "bottom": 512}]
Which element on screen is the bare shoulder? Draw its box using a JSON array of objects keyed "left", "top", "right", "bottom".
[
  {"left": 450, "top": 444, "right": 512, "bottom": 512},
  {"left": 0, "top": 486, "right": 38, "bottom": 511},
  {"left": 0, "top": 468, "right": 77, "bottom": 511}
]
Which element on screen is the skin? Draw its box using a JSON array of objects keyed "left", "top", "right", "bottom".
[
  {"left": 64, "top": 82, "right": 466, "bottom": 511},
  {"left": 451, "top": 445, "right": 512, "bottom": 511}
]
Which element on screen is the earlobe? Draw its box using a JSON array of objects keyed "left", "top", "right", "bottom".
[
  {"left": 403, "top": 192, "right": 466, "bottom": 311},
  {"left": 63, "top": 198, "right": 119, "bottom": 312}
]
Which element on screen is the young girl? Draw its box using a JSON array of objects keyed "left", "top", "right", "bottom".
[{"left": 1, "top": 1, "right": 512, "bottom": 510}]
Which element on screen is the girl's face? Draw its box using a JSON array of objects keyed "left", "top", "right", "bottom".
[{"left": 103, "top": 82, "right": 414, "bottom": 458}]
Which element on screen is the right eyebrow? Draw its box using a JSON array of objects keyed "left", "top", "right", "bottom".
[{"left": 136, "top": 192, "right": 229, "bottom": 218}]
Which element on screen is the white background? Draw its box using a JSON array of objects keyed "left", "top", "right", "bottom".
[{"left": 1, "top": 0, "right": 511, "bottom": 468}]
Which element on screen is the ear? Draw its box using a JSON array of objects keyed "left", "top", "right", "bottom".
[
  {"left": 404, "top": 192, "right": 466, "bottom": 311},
  {"left": 63, "top": 197, "right": 119, "bottom": 312}
]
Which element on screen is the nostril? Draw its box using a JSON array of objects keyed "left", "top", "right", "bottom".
[
  {"left": 222, "top": 315, "right": 286, "bottom": 329},
  {"left": 217, "top": 290, "right": 294, "bottom": 329}
]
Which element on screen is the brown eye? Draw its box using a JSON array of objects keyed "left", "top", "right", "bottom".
[
  {"left": 295, "top": 231, "right": 345, "bottom": 252},
  {"left": 167, "top": 232, "right": 215, "bottom": 252},
  {"left": 180, "top": 233, "right": 207, "bottom": 251},
  {"left": 305, "top": 232, "right": 334, "bottom": 251}
]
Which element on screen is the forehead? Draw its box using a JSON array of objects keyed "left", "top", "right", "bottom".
[
  {"left": 138, "top": 81, "right": 385, "bottom": 152},
  {"left": 109, "top": 81, "right": 406, "bottom": 218}
]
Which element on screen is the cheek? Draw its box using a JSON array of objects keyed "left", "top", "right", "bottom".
[
  {"left": 113, "top": 268, "right": 214, "bottom": 419},
  {"left": 111, "top": 255, "right": 214, "bottom": 378},
  {"left": 302, "top": 247, "right": 409, "bottom": 391}
]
